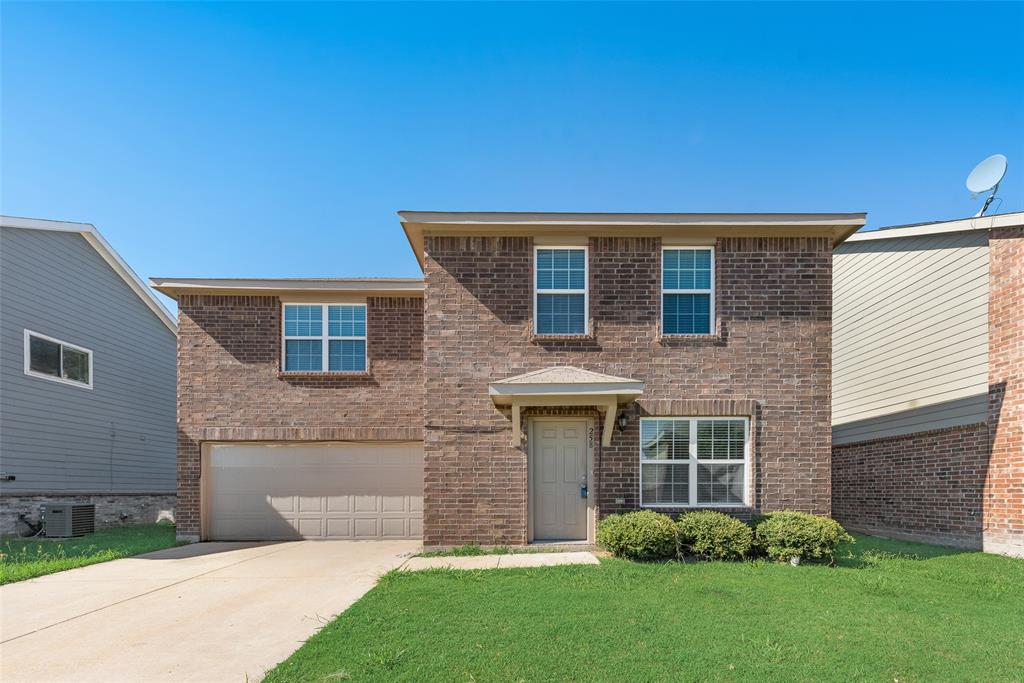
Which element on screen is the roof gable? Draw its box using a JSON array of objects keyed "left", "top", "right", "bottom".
[{"left": 1, "top": 216, "right": 177, "bottom": 334}]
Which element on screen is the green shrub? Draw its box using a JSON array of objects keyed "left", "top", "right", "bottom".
[
  {"left": 676, "top": 511, "right": 753, "bottom": 561},
  {"left": 597, "top": 511, "right": 677, "bottom": 561},
  {"left": 754, "top": 511, "right": 854, "bottom": 563}
]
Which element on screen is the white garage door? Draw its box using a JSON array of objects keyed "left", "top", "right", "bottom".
[{"left": 206, "top": 443, "right": 423, "bottom": 540}]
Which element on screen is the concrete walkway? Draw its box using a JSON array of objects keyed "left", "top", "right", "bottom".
[
  {"left": 0, "top": 540, "right": 418, "bottom": 683},
  {"left": 401, "top": 551, "right": 599, "bottom": 571}
]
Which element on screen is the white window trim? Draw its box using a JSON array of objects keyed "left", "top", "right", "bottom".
[
  {"left": 280, "top": 303, "right": 367, "bottom": 373},
  {"left": 661, "top": 246, "right": 715, "bottom": 336},
  {"left": 23, "top": 329, "right": 94, "bottom": 389},
  {"left": 533, "top": 245, "right": 589, "bottom": 336},
  {"left": 639, "top": 416, "right": 750, "bottom": 508}
]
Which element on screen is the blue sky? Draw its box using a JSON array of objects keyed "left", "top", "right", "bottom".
[{"left": 3, "top": 2, "right": 1022, "bottom": 311}]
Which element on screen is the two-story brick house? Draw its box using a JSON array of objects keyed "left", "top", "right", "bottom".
[{"left": 154, "top": 211, "right": 866, "bottom": 545}]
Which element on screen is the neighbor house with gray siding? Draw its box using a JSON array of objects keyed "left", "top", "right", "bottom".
[
  {"left": 0, "top": 216, "right": 177, "bottom": 535},
  {"left": 832, "top": 212, "right": 1023, "bottom": 557}
]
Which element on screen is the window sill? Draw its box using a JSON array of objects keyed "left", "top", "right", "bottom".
[
  {"left": 529, "top": 333, "right": 596, "bottom": 343},
  {"left": 278, "top": 371, "right": 371, "bottom": 378},
  {"left": 641, "top": 504, "right": 750, "bottom": 510},
  {"left": 657, "top": 333, "right": 723, "bottom": 345}
]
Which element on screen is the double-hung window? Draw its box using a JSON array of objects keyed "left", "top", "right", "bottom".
[
  {"left": 535, "top": 247, "right": 587, "bottom": 335},
  {"left": 282, "top": 303, "right": 366, "bottom": 372},
  {"left": 640, "top": 417, "right": 749, "bottom": 507},
  {"left": 662, "top": 247, "right": 714, "bottom": 335},
  {"left": 23, "top": 330, "right": 93, "bottom": 388}
]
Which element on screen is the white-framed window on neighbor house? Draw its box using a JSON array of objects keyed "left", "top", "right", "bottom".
[
  {"left": 639, "top": 417, "right": 749, "bottom": 507},
  {"left": 662, "top": 247, "right": 714, "bottom": 335},
  {"left": 282, "top": 303, "right": 367, "bottom": 372},
  {"left": 534, "top": 246, "right": 588, "bottom": 335},
  {"left": 23, "top": 329, "right": 93, "bottom": 389}
]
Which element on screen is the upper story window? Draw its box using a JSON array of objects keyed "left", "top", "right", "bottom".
[
  {"left": 640, "top": 417, "right": 749, "bottom": 507},
  {"left": 662, "top": 247, "right": 714, "bottom": 335},
  {"left": 23, "top": 330, "right": 93, "bottom": 389},
  {"left": 282, "top": 303, "right": 366, "bottom": 372},
  {"left": 534, "top": 247, "right": 588, "bottom": 335}
]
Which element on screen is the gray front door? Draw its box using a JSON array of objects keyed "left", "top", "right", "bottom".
[{"left": 532, "top": 420, "right": 588, "bottom": 541}]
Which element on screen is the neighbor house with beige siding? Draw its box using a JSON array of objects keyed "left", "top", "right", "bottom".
[{"left": 831, "top": 212, "right": 1023, "bottom": 556}]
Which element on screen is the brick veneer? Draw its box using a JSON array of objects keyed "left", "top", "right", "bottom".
[
  {"left": 175, "top": 294, "right": 423, "bottom": 540},
  {"left": 832, "top": 424, "right": 989, "bottom": 548},
  {"left": 0, "top": 493, "right": 176, "bottom": 536},
  {"left": 985, "top": 227, "right": 1023, "bottom": 556},
  {"left": 422, "top": 234, "right": 833, "bottom": 546}
]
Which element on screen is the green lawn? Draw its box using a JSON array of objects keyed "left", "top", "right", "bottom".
[
  {"left": 266, "top": 535, "right": 1024, "bottom": 682},
  {"left": 0, "top": 523, "right": 179, "bottom": 585}
]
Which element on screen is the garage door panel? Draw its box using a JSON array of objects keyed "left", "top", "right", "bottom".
[
  {"left": 353, "top": 518, "right": 379, "bottom": 538},
  {"left": 353, "top": 495, "right": 378, "bottom": 513},
  {"left": 381, "top": 518, "right": 408, "bottom": 537},
  {"left": 269, "top": 496, "right": 296, "bottom": 513},
  {"left": 326, "top": 496, "right": 351, "bottom": 513},
  {"left": 409, "top": 518, "right": 423, "bottom": 536},
  {"left": 298, "top": 496, "right": 324, "bottom": 513},
  {"left": 207, "top": 443, "right": 423, "bottom": 540},
  {"left": 326, "top": 518, "right": 352, "bottom": 538}
]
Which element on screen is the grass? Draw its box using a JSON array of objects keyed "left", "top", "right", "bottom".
[
  {"left": 418, "top": 543, "right": 546, "bottom": 557},
  {"left": 265, "top": 535, "right": 1024, "bottom": 682},
  {"left": 0, "top": 523, "right": 179, "bottom": 585}
]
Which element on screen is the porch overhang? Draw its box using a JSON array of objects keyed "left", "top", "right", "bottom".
[{"left": 488, "top": 367, "right": 644, "bottom": 447}]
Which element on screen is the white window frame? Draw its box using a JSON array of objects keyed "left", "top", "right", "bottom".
[
  {"left": 280, "top": 303, "right": 367, "bottom": 373},
  {"left": 533, "top": 245, "right": 589, "bottom": 336},
  {"left": 639, "top": 416, "right": 750, "bottom": 508},
  {"left": 23, "top": 329, "right": 93, "bottom": 389},
  {"left": 661, "top": 246, "right": 715, "bottom": 336}
]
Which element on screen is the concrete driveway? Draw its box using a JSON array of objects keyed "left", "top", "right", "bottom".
[{"left": 0, "top": 540, "right": 419, "bottom": 683}]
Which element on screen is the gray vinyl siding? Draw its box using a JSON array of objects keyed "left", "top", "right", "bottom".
[
  {"left": 0, "top": 227, "right": 176, "bottom": 493},
  {"left": 832, "top": 230, "right": 989, "bottom": 445}
]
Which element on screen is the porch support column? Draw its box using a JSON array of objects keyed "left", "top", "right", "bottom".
[
  {"left": 601, "top": 397, "right": 617, "bottom": 447},
  {"left": 511, "top": 397, "right": 522, "bottom": 447}
]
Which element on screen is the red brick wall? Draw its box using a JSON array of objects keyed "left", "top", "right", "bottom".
[
  {"left": 985, "top": 227, "right": 1023, "bottom": 555},
  {"left": 175, "top": 294, "right": 423, "bottom": 540},
  {"left": 423, "top": 234, "right": 833, "bottom": 546},
  {"left": 832, "top": 423, "right": 989, "bottom": 547}
]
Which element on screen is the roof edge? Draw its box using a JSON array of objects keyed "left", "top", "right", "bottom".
[
  {"left": 399, "top": 211, "right": 868, "bottom": 268},
  {"left": 398, "top": 211, "right": 867, "bottom": 226},
  {"left": 845, "top": 211, "right": 1024, "bottom": 242},
  {"left": 151, "top": 277, "right": 425, "bottom": 299}
]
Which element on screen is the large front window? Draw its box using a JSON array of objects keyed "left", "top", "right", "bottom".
[
  {"left": 535, "top": 247, "right": 587, "bottom": 335},
  {"left": 640, "top": 417, "right": 748, "bottom": 507},
  {"left": 662, "top": 247, "right": 714, "bottom": 335},
  {"left": 282, "top": 303, "right": 366, "bottom": 372}
]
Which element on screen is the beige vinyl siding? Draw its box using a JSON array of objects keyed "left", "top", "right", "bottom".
[{"left": 832, "top": 230, "right": 988, "bottom": 444}]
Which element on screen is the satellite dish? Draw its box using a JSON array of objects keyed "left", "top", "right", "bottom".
[{"left": 966, "top": 154, "right": 1007, "bottom": 217}]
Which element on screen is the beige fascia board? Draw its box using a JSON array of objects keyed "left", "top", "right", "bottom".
[
  {"left": 489, "top": 384, "right": 644, "bottom": 402},
  {"left": 400, "top": 211, "right": 867, "bottom": 268},
  {"left": 150, "top": 277, "right": 424, "bottom": 299},
  {"left": 398, "top": 211, "right": 867, "bottom": 227},
  {"left": 845, "top": 212, "right": 1024, "bottom": 243}
]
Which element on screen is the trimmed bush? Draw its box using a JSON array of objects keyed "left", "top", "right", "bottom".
[
  {"left": 754, "top": 511, "right": 854, "bottom": 563},
  {"left": 597, "top": 511, "right": 677, "bottom": 561},
  {"left": 676, "top": 511, "right": 753, "bottom": 561}
]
